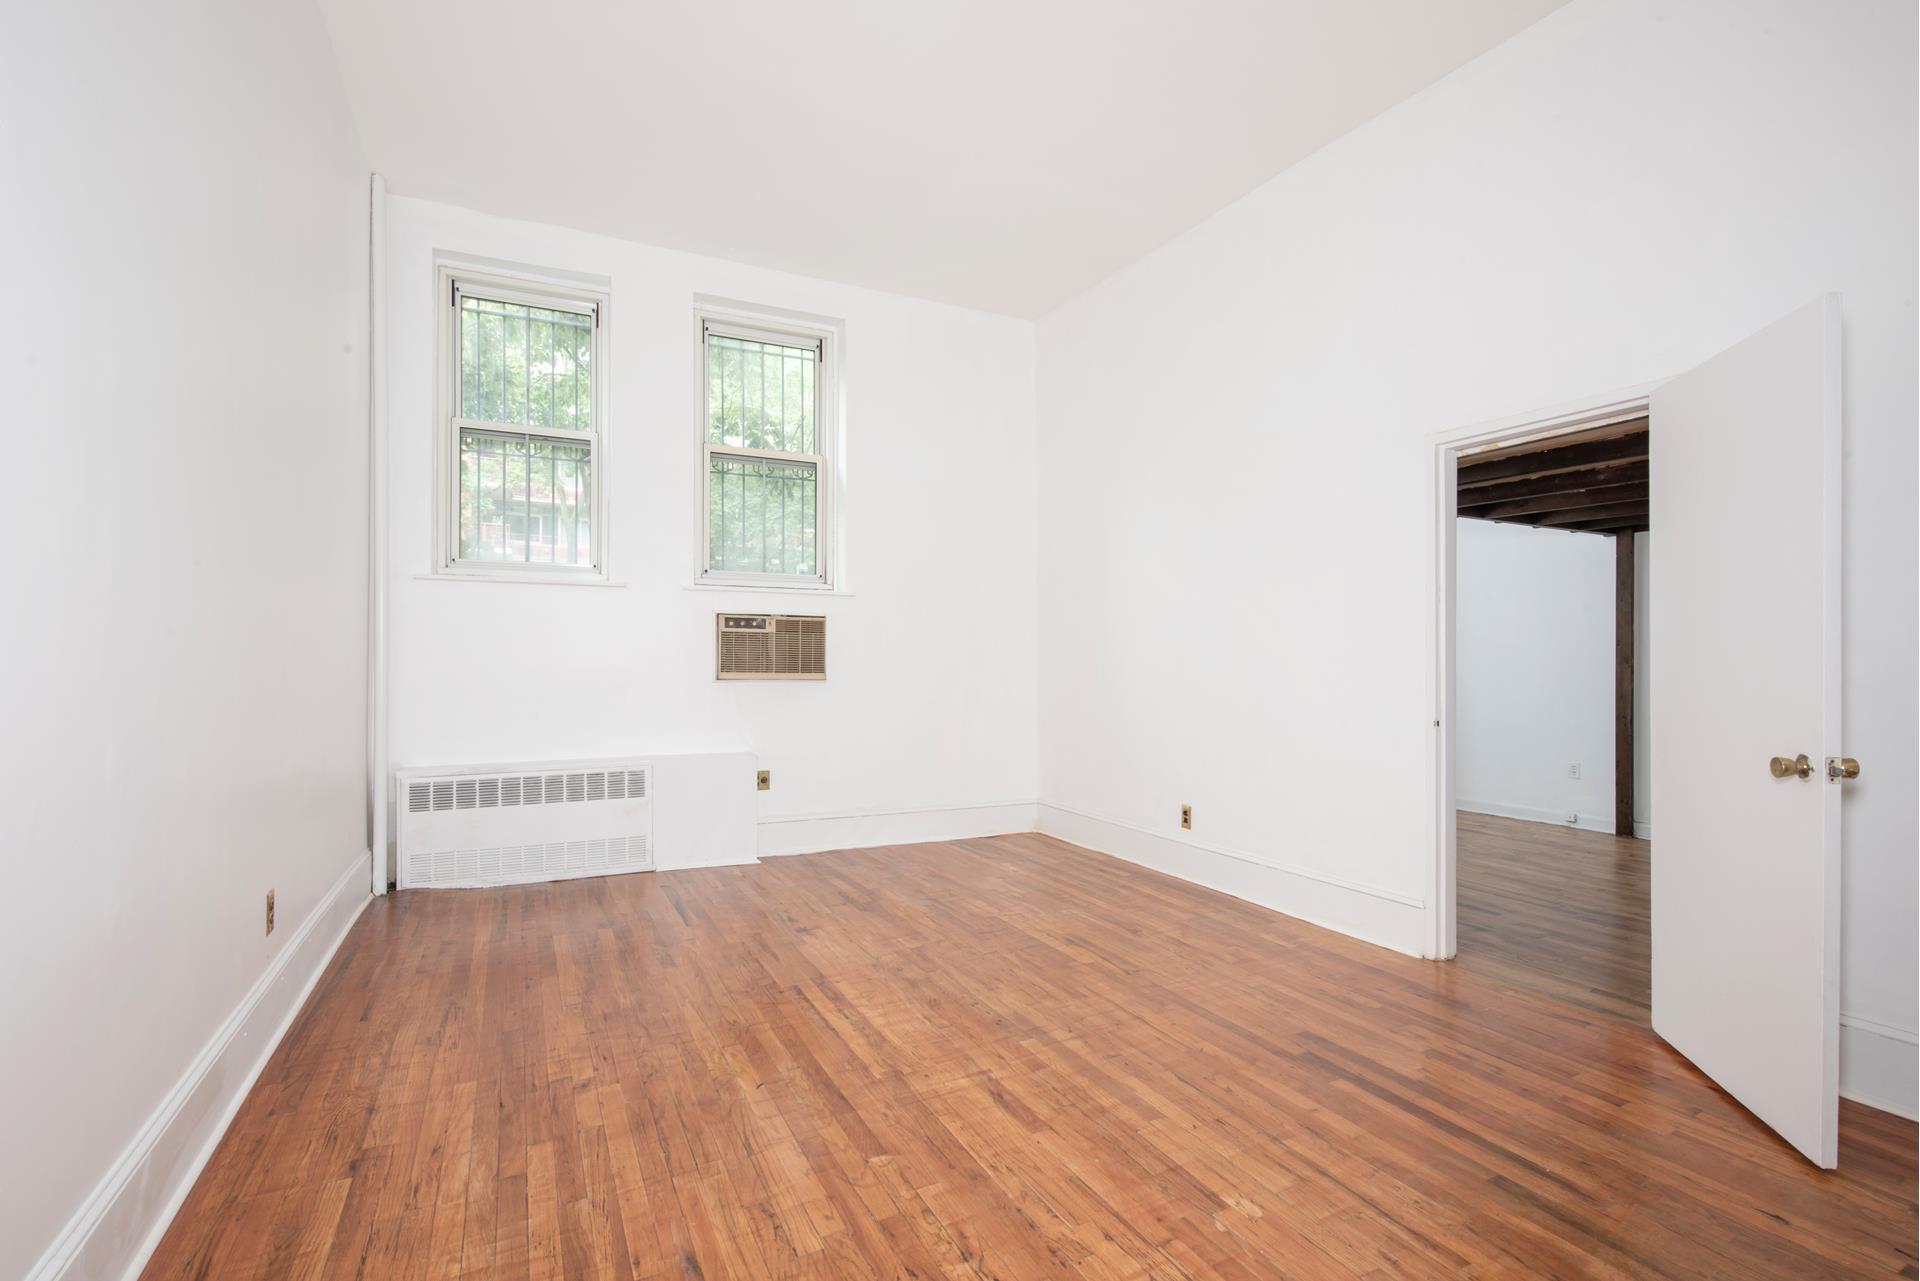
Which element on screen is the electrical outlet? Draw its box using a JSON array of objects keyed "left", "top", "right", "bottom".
[
  {"left": 1567, "top": 763, "right": 1582, "bottom": 780},
  {"left": 1180, "top": 804, "right": 1192, "bottom": 830},
  {"left": 756, "top": 769, "right": 770, "bottom": 791},
  {"left": 265, "top": 890, "right": 275, "bottom": 935}
]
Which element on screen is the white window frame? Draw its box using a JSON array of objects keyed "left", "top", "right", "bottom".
[
  {"left": 433, "top": 262, "right": 612, "bottom": 584},
  {"left": 696, "top": 301, "right": 841, "bottom": 590}
]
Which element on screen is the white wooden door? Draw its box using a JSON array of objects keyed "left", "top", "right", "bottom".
[{"left": 1649, "top": 295, "right": 1843, "bottom": 1167}]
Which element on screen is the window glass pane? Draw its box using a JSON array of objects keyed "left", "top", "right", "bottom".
[
  {"left": 460, "top": 429, "right": 592, "bottom": 566},
  {"left": 460, "top": 293, "right": 593, "bottom": 431},
  {"left": 706, "top": 333, "right": 816, "bottom": 453},
  {"left": 708, "top": 455, "right": 817, "bottom": 576}
]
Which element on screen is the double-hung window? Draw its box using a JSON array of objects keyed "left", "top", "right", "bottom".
[
  {"left": 440, "top": 268, "right": 607, "bottom": 579},
  {"left": 701, "top": 315, "right": 833, "bottom": 586}
]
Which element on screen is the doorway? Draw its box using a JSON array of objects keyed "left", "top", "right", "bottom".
[
  {"left": 1423, "top": 298, "right": 1846, "bottom": 1169},
  {"left": 1425, "top": 390, "right": 1653, "bottom": 962},
  {"left": 1446, "top": 413, "right": 1652, "bottom": 1013}
]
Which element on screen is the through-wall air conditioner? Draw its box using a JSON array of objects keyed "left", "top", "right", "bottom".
[
  {"left": 715, "top": 613, "right": 826, "bottom": 680},
  {"left": 394, "top": 758, "right": 654, "bottom": 889}
]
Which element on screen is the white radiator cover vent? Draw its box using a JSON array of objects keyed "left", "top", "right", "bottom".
[{"left": 395, "top": 758, "right": 654, "bottom": 889}]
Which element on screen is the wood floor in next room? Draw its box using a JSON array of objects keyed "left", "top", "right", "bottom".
[{"left": 143, "top": 816, "right": 1915, "bottom": 1280}]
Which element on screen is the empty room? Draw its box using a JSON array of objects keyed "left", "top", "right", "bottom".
[
  {"left": 4, "top": 1, "right": 1915, "bottom": 1279},
  {"left": 1452, "top": 421, "right": 1651, "bottom": 1006}
]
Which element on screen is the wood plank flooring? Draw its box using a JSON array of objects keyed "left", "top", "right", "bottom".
[{"left": 141, "top": 817, "right": 1915, "bottom": 1279}]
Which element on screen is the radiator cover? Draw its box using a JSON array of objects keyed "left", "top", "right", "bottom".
[{"left": 395, "top": 758, "right": 655, "bottom": 889}]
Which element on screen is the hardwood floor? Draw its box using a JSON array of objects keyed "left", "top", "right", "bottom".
[
  {"left": 1456, "top": 810, "right": 1651, "bottom": 1021},
  {"left": 142, "top": 818, "right": 1915, "bottom": 1279}
]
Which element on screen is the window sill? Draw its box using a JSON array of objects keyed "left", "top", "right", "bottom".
[
  {"left": 415, "top": 571, "right": 626, "bottom": 588},
  {"left": 684, "top": 580, "right": 852, "bottom": 598}
]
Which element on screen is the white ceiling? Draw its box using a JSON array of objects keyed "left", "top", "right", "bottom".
[{"left": 319, "top": 0, "right": 1566, "bottom": 317}]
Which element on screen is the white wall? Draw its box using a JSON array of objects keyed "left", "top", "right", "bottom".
[
  {"left": 1454, "top": 519, "right": 1617, "bottom": 831},
  {"left": 383, "top": 197, "right": 1038, "bottom": 857},
  {"left": 1036, "top": 0, "right": 1914, "bottom": 1103},
  {"left": 0, "top": 1, "right": 372, "bottom": 1277},
  {"left": 1633, "top": 530, "right": 1651, "bottom": 834},
  {"left": 1455, "top": 520, "right": 1653, "bottom": 837}
]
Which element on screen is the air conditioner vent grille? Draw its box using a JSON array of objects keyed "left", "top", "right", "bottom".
[{"left": 716, "top": 614, "right": 827, "bottom": 680}]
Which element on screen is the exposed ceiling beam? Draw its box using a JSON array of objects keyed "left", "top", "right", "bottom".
[
  {"left": 1470, "top": 481, "right": 1648, "bottom": 521},
  {"left": 1467, "top": 511, "right": 1641, "bottom": 534},
  {"left": 1564, "top": 516, "right": 1650, "bottom": 534},
  {"left": 1458, "top": 415, "right": 1650, "bottom": 467},
  {"left": 1533, "top": 500, "right": 1649, "bottom": 528},
  {"left": 1457, "top": 431, "right": 1649, "bottom": 489},
  {"left": 1455, "top": 461, "right": 1648, "bottom": 510}
]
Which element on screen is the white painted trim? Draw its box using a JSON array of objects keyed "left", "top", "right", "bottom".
[
  {"left": 369, "top": 172, "right": 390, "bottom": 896},
  {"left": 1839, "top": 1015, "right": 1919, "bottom": 1120},
  {"left": 657, "top": 850, "right": 763, "bottom": 870},
  {"left": 1631, "top": 820, "right": 1652, "bottom": 840},
  {"left": 1036, "top": 803, "right": 1431, "bottom": 957},
  {"left": 411, "top": 571, "right": 628, "bottom": 588},
  {"left": 758, "top": 798, "right": 1038, "bottom": 827},
  {"left": 1041, "top": 802, "right": 1422, "bottom": 907},
  {"left": 25, "top": 854, "right": 372, "bottom": 1281},
  {"left": 1426, "top": 382, "right": 1661, "bottom": 960},
  {"left": 429, "top": 256, "right": 613, "bottom": 584},
  {"left": 1457, "top": 799, "right": 1616, "bottom": 834},
  {"left": 693, "top": 297, "right": 846, "bottom": 591},
  {"left": 759, "top": 800, "right": 1037, "bottom": 857},
  {"left": 681, "top": 582, "right": 855, "bottom": 597}
]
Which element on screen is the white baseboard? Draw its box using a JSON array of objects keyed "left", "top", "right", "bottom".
[
  {"left": 1631, "top": 819, "right": 1652, "bottom": 839},
  {"left": 759, "top": 800, "right": 1038, "bottom": 858},
  {"left": 658, "top": 849, "right": 762, "bottom": 870},
  {"left": 1035, "top": 803, "right": 1430, "bottom": 957},
  {"left": 27, "top": 853, "right": 373, "bottom": 1281},
  {"left": 1840, "top": 1014, "right": 1919, "bottom": 1120},
  {"left": 1458, "top": 799, "right": 1616, "bottom": 834}
]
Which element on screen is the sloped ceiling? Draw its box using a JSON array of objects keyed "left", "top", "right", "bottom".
[{"left": 320, "top": 0, "right": 1567, "bottom": 316}]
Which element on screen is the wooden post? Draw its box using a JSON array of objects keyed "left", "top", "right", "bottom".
[{"left": 1615, "top": 532, "right": 1636, "bottom": 837}]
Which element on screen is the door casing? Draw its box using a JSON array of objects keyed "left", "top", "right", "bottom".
[{"left": 1423, "top": 383, "right": 1658, "bottom": 960}]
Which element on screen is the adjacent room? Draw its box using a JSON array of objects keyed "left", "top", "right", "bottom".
[
  {"left": 4, "top": 1, "right": 1915, "bottom": 1279},
  {"left": 1453, "top": 421, "right": 1651, "bottom": 1005}
]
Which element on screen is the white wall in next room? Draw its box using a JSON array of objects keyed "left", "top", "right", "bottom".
[
  {"left": 382, "top": 197, "right": 1040, "bottom": 857},
  {"left": 1454, "top": 518, "right": 1621, "bottom": 833},
  {"left": 1632, "top": 530, "right": 1650, "bottom": 836}
]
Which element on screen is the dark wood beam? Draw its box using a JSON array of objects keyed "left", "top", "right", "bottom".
[
  {"left": 1472, "top": 481, "right": 1648, "bottom": 522},
  {"left": 1458, "top": 416, "right": 1650, "bottom": 467},
  {"left": 1615, "top": 533, "right": 1636, "bottom": 837},
  {"left": 1561, "top": 516, "right": 1650, "bottom": 535},
  {"left": 1534, "top": 500, "right": 1648, "bottom": 528},
  {"left": 1456, "top": 461, "right": 1648, "bottom": 510},
  {"left": 1457, "top": 432, "right": 1649, "bottom": 489},
  {"left": 1463, "top": 513, "right": 1643, "bottom": 537}
]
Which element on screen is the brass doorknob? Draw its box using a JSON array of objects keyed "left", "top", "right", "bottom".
[
  {"left": 1770, "top": 753, "right": 1814, "bottom": 779},
  {"left": 1827, "top": 757, "right": 1861, "bottom": 781}
]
